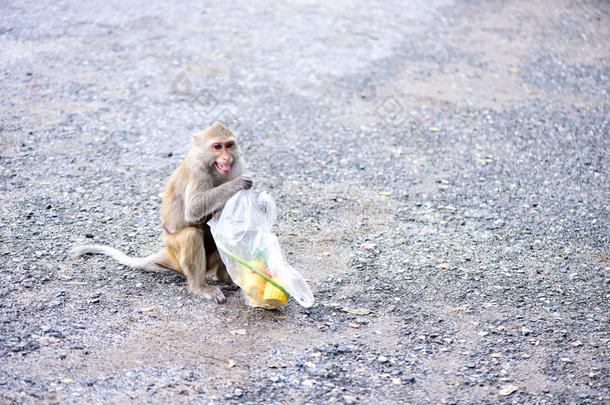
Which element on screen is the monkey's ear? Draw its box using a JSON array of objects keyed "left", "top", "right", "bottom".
[{"left": 192, "top": 132, "right": 206, "bottom": 147}]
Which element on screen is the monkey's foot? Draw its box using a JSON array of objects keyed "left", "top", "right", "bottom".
[
  {"left": 197, "top": 286, "right": 226, "bottom": 303},
  {"left": 220, "top": 282, "right": 239, "bottom": 291}
]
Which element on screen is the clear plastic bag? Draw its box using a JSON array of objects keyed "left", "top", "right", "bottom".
[{"left": 208, "top": 190, "right": 314, "bottom": 308}]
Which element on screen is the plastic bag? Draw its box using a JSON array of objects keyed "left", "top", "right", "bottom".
[{"left": 208, "top": 190, "right": 314, "bottom": 309}]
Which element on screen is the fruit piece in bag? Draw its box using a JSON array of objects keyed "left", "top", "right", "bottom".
[
  {"left": 263, "top": 279, "right": 288, "bottom": 307},
  {"left": 239, "top": 259, "right": 288, "bottom": 308},
  {"left": 242, "top": 270, "right": 266, "bottom": 302}
]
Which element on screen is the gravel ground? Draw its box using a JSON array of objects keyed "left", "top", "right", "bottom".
[{"left": 1, "top": 0, "right": 608, "bottom": 403}]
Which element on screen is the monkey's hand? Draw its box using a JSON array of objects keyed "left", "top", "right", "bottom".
[
  {"left": 184, "top": 176, "right": 253, "bottom": 223},
  {"left": 241, "top": 175, "right": 253, "bottom": 190}
]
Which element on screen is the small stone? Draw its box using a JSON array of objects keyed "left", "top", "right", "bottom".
[
  {"left": 521, "top": 327, "right": 532, "bottom": 336},
  {"left": 466, "top": 363, "right": 476, "bottom": 369},
  {"left": 499, "top": 384, "right": 518, "bottom": 396},
  {"left": 343, "top": 395, "right": 356, "bottom": 405},
  {"left": 377, "top": 356, "right": 388, "bottom": 364}
]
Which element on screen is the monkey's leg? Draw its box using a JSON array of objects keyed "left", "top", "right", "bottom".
[
  {"left": 207, "top": 249, "right": 231, "bottom": 282},
  {"left": 207, "top": 250, "right": 239, "bottom": 291},
  {"left": 202, "top": 225, "right": 237, "bottom": 288},
  {"left": 168, "top": 227, "right": 226, "bottom": 303}
]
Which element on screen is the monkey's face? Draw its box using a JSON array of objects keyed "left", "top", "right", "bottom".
[{"left": 208, "top": 140, "right": 236, "bottom": 176}]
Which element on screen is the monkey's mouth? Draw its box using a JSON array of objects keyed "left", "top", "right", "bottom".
[{"left": 214, "top": 161, "right": 231, "bottom": 174}]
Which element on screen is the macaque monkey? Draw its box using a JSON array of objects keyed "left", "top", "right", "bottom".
[{"left": 71, "top": 122, "right": 252, "bottom": 303}]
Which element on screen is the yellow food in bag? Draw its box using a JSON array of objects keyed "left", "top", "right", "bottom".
[
  {"left": 242, "top": 270, "right": 266, "bottom": 302},
  {"left": 263, "top": 279, "right": 288, "bottom": 307}
]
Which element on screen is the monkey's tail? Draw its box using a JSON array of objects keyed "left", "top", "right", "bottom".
[{"left": 70, "top": 245, "right": 171, "bottom": 273}]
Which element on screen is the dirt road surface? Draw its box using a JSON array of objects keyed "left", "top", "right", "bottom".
[{"left": 1, "top": 0, "right": 608, "bottom": 403}]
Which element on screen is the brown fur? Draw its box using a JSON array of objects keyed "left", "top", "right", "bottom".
[{"left": 71, "top": 122, "right": 251, "bottom": 303}]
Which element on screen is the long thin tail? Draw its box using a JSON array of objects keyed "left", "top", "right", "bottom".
[{"left": 70, "top": 244, "right": 169, "bottom": 272}]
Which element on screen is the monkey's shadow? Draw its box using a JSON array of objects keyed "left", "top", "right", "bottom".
[
  {"left": 150, "top": 271, "right": 243, "bottom": 297},
  {"left": 150, "top": 271, "right": 288, "bottom": 316}
]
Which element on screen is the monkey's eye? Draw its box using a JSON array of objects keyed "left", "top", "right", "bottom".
[
  {"left": 213, "top": 143, "right": 222, "bottom": 150},
  {"left": 226, "top": 142, "right": 235, "bottom": 149}
]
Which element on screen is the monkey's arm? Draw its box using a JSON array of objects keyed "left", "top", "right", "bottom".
[{"left": 184, "top": 177, "right": 250, "bottom": 223}]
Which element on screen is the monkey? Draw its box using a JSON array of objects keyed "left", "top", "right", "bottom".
[{"left": 71, "top": 121, "right": 252, "bottom": 303}]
